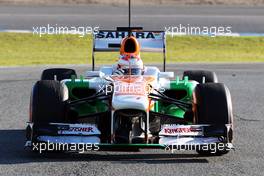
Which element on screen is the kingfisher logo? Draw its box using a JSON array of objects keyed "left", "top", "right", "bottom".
[
  {"left": 164, "top": 128, "right": 192, "bottom": 134},
  {"left": 160, "top": 125, "right": 203, "bottom": 136},
  {"left": 95, "top": 31, "right": 160, "bottom": 39},
  {"left": 58, "top": 125, "right": 100, "bottom": 135},
  {"left": 69, "top": 127, "right": 94, "bottom": 133}
]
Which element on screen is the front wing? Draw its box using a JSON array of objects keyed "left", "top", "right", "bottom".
[{"left": 25, "top": 123, "right": 233, "bottom": 152}]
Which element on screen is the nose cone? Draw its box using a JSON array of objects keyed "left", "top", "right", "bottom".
[
  {"left": 111, "top": 77, "right": 148, "bottom": 111},
  {"left": 112, "top": 95, "right": 149, "bottom": 111}
]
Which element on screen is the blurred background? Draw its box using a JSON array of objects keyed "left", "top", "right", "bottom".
[{"left": 0, "top": 0, "right": 263, "bottom": 65}]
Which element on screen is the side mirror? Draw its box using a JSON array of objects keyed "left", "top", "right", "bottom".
[
  {"left": 85, "top": 71, "right": 105, "bottom": 78},
  {"left": 158, "top": 72, "right": 174, "bottom": 79}
]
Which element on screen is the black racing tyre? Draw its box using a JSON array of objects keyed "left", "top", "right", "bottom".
[
  {"left": 183, "top": 70, "right": 218, "bottom": 83},
  {"left": 31, "top": 80, "right": 68, "bottom": 123},
  {"left": 41, "top": 68, "right": 77, "bottom": 81},
  {"left": 194, "top": 83, "right": 233, "bottom": 125},
  {"left": 193, "top": 83, "right": 233, "bottom": 155}
]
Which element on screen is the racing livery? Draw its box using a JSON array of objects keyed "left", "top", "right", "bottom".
[{"left": 25, "top": 29, "right": 234, "bottom": 155}]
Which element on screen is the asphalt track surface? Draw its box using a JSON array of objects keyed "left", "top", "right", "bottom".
[
  {"left": 0, "top": 63, "right": 264, "bottom": 176},
  {"left": 0, "top": 5, "right": 264, "bottom": 33}
]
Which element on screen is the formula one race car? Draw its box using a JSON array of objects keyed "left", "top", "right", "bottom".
[{"left": 25, "top": 27, "right": 233, "bottom": 155}]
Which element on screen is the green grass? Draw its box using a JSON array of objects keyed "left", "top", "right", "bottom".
[{"left": 0, "top": 33, "right": 263, "bottom": 66}]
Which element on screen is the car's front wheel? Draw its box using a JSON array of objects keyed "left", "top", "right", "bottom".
[
  {"left": 193, "top": 83, "right": 233, "bottom": 155},
  {"left": 30, "top": 80, "right": 68, "bottom": 124}
]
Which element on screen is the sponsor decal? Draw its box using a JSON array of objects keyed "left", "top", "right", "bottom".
[
  {"left": 68, "top": 127, "right": 94, "bottom": 133},
  {"left": 164, "top": 127, "right": 192, "bottom": 134},
  {"left": 160, "top": 125, "right": 203, "bottom": 136},
  {"left": 95, "top": 31, "right": 162, "bottom": 39},
  {"left": 56, "top": 124, "right": 100, "bottom": 135}
]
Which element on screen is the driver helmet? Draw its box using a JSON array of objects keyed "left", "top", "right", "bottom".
[
  {"left": 114, "top": 36, "right": 144, "bottom": 75},
  {"left": 115, "top": 54, "right": 144, "bottom": 75}
]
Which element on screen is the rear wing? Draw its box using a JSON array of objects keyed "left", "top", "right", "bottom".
[{"left": 92, "top": 30, "right": 167, "bottom": 71}]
